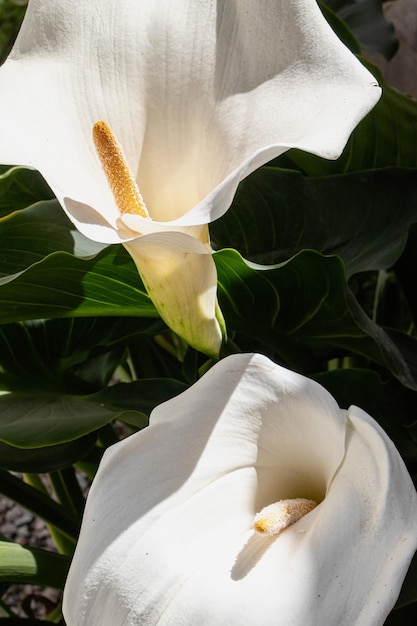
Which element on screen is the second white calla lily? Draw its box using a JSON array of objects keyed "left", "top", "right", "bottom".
[
  {"left": 63, "top": 353, "right": 417, "bottom": 626},
  {"left": 0, "top": 0, "right": 381, "bottom": 355}
]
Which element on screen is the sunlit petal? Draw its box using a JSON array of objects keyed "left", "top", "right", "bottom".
[
  {"left": 124, "top": 230, "right": 223, "bottom": 356},
  {"left": 63, "top": 354, "right": 416, "bottom": 625},
  {"left": 0, "top": 1, "right": 381, "bottom": 354},
  {"left": 0, "top": 0, "right": 380, "bottom": 236}
]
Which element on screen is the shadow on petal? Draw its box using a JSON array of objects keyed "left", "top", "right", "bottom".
[
  {"left": 231, "top": 532, "right": 277, "bottom": 580},
  {"left": 64, "top": 198, "right": 122, "bottom": 244}
]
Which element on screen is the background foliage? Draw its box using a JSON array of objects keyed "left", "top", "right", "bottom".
[{"left": 0, "top": 0, "right": 416, "bottom": 623}]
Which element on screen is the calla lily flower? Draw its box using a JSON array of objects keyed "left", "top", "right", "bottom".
[
  {"left": 0, "top": 1, "right": 380, "bottom": 356},
  {"left": 63, "top": 353, "right": 417, "bottom": 626}
]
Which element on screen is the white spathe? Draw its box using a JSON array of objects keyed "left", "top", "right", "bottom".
[
  {"left": 0, "top": 1, "right": 381, "bottom": 355},
  {"left": 63, "top": 353, "right": 417, "bottom": 626}
]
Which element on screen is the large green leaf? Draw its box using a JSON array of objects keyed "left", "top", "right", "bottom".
[
  {"left": 0, "top": 541, "right": 69, "bottom": 589},
  {"left": 0, "top": 166, "right": 54, "bottom": 216},
  {"left": 0, "top": 200, "right": 100, "bottom": 276},
  {"left": 0, "top": 393, "right": 123, "bottom": 447},
  {"left": 0, "top": 246, "right": 157, "bottom": 323},
  {"left": 93, "top": 378, "right": 188, "bottom": 416},
  {"left": 0, "top": 192, "right": 113, "bottom": 277},
  {"left": 0, "top": 378, "right": 186, "bottom": 448},
  {"left": 0, "top": 317, "right": 164, "bottom": 393},
  {"left": 0, "top": 434, "right": 97, "bottom": 473},
  {"left": 211, "top": 166, "right": 417, "bottom": 277},
  {"left": 0, "top": 191, "right": 157, "bottom": 323},
  {"left": 215, "top": 249, "right": 417, "bottom": 389}
]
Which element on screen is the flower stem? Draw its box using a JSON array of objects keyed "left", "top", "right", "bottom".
[{"left": 0, "top": 470, "right": 79, "bottom": 545}]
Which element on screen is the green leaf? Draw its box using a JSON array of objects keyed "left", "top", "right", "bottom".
[
  {"left": 0, "top": 197, "right": 107, "bottom": 278},
  {"left": 93, "top": 378, "right": 188, "bottom": 416},
  {"left": 0, "top": 393, "right": 124, "bottom": 447},
  {"left": 0, "top": 379, "right": 187, "bottom": 448},
  {"left": 0, "top": 246, "right": 158, "bottom": 324},
  {"left": 0, "top": 541, "right": 69, "bottom": 589},
  {"left": 215, "top": 249, "right": 417, "bottom": 389},
  {"left": 0, "top": 166, "right": 54, "bottom": 217},
  {"left": 0, "top": 317, "right": 165, "bottom": 393},
  {"left": 0, "top": 200, "right": 84, "bottom": 276},
  {"left": 0, "top": 194, "right": 159, "bottom": 324},
  {"left": 0, "top": 434, "right": 97, "bottom": 473},
  {"left": 211, "top": 166, "right": 417, "bottom": 277}
]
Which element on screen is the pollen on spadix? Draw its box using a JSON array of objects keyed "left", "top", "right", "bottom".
[
  {"left": 93, "top": 120, "right": 150, "bottom": 219},
  {"left": 253, "top": 498, "right": 318, "bottom": 536}
]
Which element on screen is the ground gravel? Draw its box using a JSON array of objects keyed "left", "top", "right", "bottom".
[{"left": 0, "top": 489, "right": 62, "bottom": 619}]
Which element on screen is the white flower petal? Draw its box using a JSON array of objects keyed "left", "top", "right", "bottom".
[
  {"left": 123, "top": 230, "right": 223, "bottom": 357},
  {"left": 0, "top": 1, "right": 381, "bottom": 353},
  {"left": 63, "top": 354, "right": 417, "bottom": 625},
  {"left": 294, "top": 404, "right": 417, "bottom": 625},
  {"left": 0, "top": 0, "right": 380, "bottom": 239}
]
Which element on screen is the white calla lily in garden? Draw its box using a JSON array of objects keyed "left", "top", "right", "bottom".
[
  {"left": 0, "top": 1, "right": 381, "bottom": 356},
  {"left": 63, "top": 353, "right": 417, "bottom": 626}
]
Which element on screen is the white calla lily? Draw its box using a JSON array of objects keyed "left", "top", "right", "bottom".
[
  {"left": 0, "top": 1, "right": 380, "bottom": 356},
  {"left": 63, "top": 353, "right": 417, "bottom": 626}
]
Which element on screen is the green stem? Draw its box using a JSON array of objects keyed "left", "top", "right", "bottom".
[
  {"left": 46, "top": 603, "right": 65, "bottom": 624},
  {"left": 0, "top": 470, "right": 79, "bottom": 542},
  {"left": 0, "top": 541, "right": 70, "bottom": 589},
  {"left": 23, "top": 473, "right": 76, "bottom": 556},
  {"left": 48, "top": 467, "right": 85, "bottom": 518},
  {"left": 372, "top": 269, "right": 387, "bottom": 322}
]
